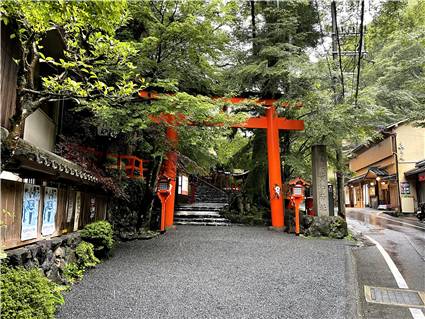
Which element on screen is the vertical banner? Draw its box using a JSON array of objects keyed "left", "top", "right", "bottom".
[
  {"left": 73, "top": 191, "right": 81, "bottom": 231},
  {"left": 181, "top": 176, "right": 189, "bottom": 195},
  {"left": 21, "top": 184, "right": 41, "bottom": 241},
  {"left": 66, "top": 192, "right": 75, "bottom": 223},
  {"left": 89, "top": 197, "right": 96, "bottom": 219},
  {"left": 177, "top": 175, "right": 189, "bottom": 195},
  {"left": 42, "top": 187, "right": 57, "bottom": 236}
]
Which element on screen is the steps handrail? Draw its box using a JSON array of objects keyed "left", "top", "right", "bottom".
[{"left": 192, "top": 175, "right": 228, "bottom": 195}]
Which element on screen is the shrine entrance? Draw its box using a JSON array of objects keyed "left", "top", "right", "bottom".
[{"left": 139, "top": 91, "right": 304, "bottom": 230}]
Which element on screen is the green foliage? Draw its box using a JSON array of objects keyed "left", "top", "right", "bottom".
[
  {"left": 80, "top": 221, "right": 114, "bottom": 253},
  {"left": 222, "top": 210, "right": 266, "bottom": 226},
  {"left": 63, "top": 262, "right": 85, "bottom": 284},
  {"left": 120, "top": 0, "right": 238, "bottom": 94},
  {"left": 361, "top": 0, "right": 425, "bottom": 124},
  {"left": 75, "top": 241, "right": 100, "bottom": 269},
  {"left": 0, "top": 266, "right": 64, "bottom": 319}
]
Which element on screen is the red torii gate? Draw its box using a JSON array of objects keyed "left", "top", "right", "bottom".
[{"left": 139, "top": 91, "right": 304, "bottom": 229}]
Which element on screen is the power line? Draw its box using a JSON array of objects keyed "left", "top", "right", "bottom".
[
  {"left": 331, "top": 1, "right": 345, "bottom": 100},
  {"left": 354, "top": 0, "right": 365, "bottom": 106},
  {"left": 313, "top": 0, "right": 334, "bottom": 86}
]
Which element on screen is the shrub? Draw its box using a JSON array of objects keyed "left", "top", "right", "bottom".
[
  {"left": 63, "top": 262, "right": 85, "bottom": 284},
  {"left": 80, "top": 220, "right": 114, "bottom": 255},
  {"left": 75, "top": 241, "right": 100, "bottom": 269},
  {"left": 0, "top": 266, "right": 64, "bottom": 319}
]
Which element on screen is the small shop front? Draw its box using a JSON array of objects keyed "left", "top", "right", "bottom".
[
  {"left": 405, "top": 160, "right": 425, "bottom": 209},
  {"left": 346, "top": 167, "right": 398, "bottom": 209}
]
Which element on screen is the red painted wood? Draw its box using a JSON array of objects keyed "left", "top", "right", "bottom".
[
  {"left": 164, "top": 127, "right": 177, "bottom": 228},
  {"left": 140, "top": 90, "right": 305, "bottom": 230},
  {"left": 266, "top": 107, "right": 285, "bottom": 228}
]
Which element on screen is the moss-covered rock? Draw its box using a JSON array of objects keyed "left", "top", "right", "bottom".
[{"left": 303, "top": 216, "right": 348, "bottom": 239}]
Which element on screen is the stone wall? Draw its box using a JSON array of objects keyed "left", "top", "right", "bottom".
[{"left": 5, "top": 233, "right": 81, "bottom": 284}]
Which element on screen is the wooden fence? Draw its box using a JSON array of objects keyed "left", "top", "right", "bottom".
[{"left": 1, "top": 179, "right": 109, "bottom": 250}]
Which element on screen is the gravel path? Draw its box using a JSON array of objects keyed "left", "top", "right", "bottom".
[{"left": 57, "top": 226, "right": 355, "bottom": 319}]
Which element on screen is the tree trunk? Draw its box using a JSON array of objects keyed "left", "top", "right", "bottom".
[
  {"left": 336, "top": 145, "right": 346, "bottom": 218},
  {"left": 140, "top": 155, "right": 163, "bottom": 229}
]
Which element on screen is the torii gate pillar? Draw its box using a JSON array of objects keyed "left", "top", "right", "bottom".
[
  {"left": 140, "top": 90, "right": 304, "bottom": 230},
  {"left": 164, "top": 127, "right": 178, "bottom": 228},
  {"left": 266, "top": 106, "right": 285, "bottom": 228}
]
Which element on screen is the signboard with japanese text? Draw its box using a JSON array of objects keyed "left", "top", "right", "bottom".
[
  {"left": 42, "top": 187, "right": 57, "bottom": 236},
  {"left": 21, "top": 184, "right": 41, "bottom": 241},
  {"left": 178, "top": 175, "right": 189, "bottom": 195},
  {"left": 400, "top": 182, "right": 410, "bottom": 195},
  {"left": 66, "top": 192, "right": 75, "bottom": 223},
  {"left": 90, "top": 197, "right": 96, "bottom": 219},
  {"left": 73, "top": 192, "right": 81, "bottom": 231}
]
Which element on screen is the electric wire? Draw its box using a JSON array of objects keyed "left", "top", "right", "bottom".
[{"left": 354, "top": 0, "right": 365, "bottom": 106}]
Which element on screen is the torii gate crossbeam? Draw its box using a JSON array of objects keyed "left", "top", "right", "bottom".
[{"left": 139, "top": 91, "right": 304, "bottom": 230}]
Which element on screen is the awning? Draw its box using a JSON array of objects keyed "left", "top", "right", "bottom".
[
  {"left": 381, "top": 174, "right": 397, "bottom": 181},
  {"left": 405, "top": 165, "right": 425, "bottom": 177},
  {"left": 366, "top": 167, "right": 389, "bottom": 178},
  {"left": 346, "top": 167, "right": 390, "bottom": 185},
  {"left": 346, "top": 174, "right": 366, "bottom": 185}
]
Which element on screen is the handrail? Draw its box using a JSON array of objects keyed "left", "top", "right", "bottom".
[{"left": 191, "top": 174, "right": 228, "bottom": 195}]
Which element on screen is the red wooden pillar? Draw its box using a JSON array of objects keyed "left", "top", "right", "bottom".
[
  {"left": 164, "top": 126, "right": 178, "bottom": 228},
  {"left": 266, "top": 107, "right": 285, "bottom": 228}
]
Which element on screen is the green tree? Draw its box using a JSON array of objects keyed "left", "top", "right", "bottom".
[
  {"left": 360, "top": 0, "right": 425, "bottom": 124},
  {"left": 0, "top": 0, "right": 139, "bottom": 163}
]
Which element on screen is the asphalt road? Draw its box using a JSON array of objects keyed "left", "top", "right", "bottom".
[
  {"left": 57, "top": 226, "right": 356, "bottom": 319},
  {"left": 346, "top": 208, "right": 425, "bottom": 319}
]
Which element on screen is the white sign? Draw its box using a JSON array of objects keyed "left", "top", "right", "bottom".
[
  {"left": 73, "top": 192, "right": 81, "bottom": 231},
  {"left": 42, "top": 187, "right": 58, "bottom": 236},
  {"left": 66, "top": 193, "right": 75, "bottom": 223},
  {"left": 178, "top": 175, "right": 189, "bottom": 195},
  {"left": 21, "top": 184, "right": 41, "bottom": 241}
]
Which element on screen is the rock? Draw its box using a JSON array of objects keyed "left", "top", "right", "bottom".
[
  {"left": 36, "top": 241, "right": 50, "bottom": 263},
  {"left": 304, "top": 216, "right": 348, "bottom": 239},
  {"left": 119, "top": 230, "right": 137, "bottom": 241},
  {"left": 6, "top": 247, "right": 31, "bottom": 267},
  {"left": 64, "top": 247, "right": 77, "bottom": 263},
  {"left": 66, "top": 233, "right": 81, "bottom": 248},
  {"left": 50, "top": 237, "right": 63, "bottom": 250},
  {"left": 54, "top": 247, "right": 65, "bottom": 258},
  {"left": 301, "top": 215, "right": 314, "bottom": 229},
  {"left": 27, "top": 244, "right": 39, "bottom": 260},
  {"left": 41, "top": 259, "right": 52, "bottom": 272},
  {"left": 23, "top": 258, "right": 39, "bottom": 269}
]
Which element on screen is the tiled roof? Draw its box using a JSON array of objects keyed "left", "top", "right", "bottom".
[{"left": 2, "top": 128, "right": 98, "bottom": 183}]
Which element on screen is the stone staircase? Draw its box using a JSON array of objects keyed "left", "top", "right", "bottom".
[
  {"left": 194, "top": 183, "right": 229, "bottom": 203},
  {"left": 174, "top": 181, "right": 232, "bottom": 226}
]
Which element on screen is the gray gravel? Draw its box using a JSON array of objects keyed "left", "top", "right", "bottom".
[{"left": 57, "top": 226, "right": 355, "bottom": 319}]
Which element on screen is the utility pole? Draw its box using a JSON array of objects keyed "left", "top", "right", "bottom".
[{"left": 331, "top": 1, "right": 346, "bottom": 218}]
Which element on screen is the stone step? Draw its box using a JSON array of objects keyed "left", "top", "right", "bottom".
[
  {"left": 174, "top": 217, "right": 230, "bottom": 223},
  {"left": 174, "top": 220, "right": 233, "bottom": 226},
  {"left": 174, "top": 210, "right": 222, "bottom": 217},
  {"left": 175, "top": 203, "right": 228, "bottom": 211},
  {"left": 175, "top": 207, "right": 225, "bottom": 213}
]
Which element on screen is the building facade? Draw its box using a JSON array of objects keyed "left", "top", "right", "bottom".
[
  {"left": 1, "top": 24, "right": 107, "bottom": 250},
  {"left": 345, "top": 122, "right": 425, "bottom": 213}
]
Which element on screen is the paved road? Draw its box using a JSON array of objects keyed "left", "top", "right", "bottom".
[
  {"left": 57, "top": 226, "right": 356, "bottom": 319},
  {"left": 346, "top": 208, "right": 425, "bottom": 319}
]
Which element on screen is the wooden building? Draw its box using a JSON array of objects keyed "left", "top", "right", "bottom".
[
  {"left": 1, "top": 24, "right": 108, "bottom": 250},
  {"left": 345, "top": 121, "right": 425, "bottom": 213}
]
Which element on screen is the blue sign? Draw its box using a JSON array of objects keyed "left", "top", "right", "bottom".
[
  {"left": 21, "top": 184, "right": 40, "bottom": 241},
  {"left": 42, "top": 187, "right": 57, "bottom": 236}
]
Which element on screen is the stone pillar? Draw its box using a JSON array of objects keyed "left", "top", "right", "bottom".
[{"left": 312, "top": 145, "right": 329, "bottom": 216}]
